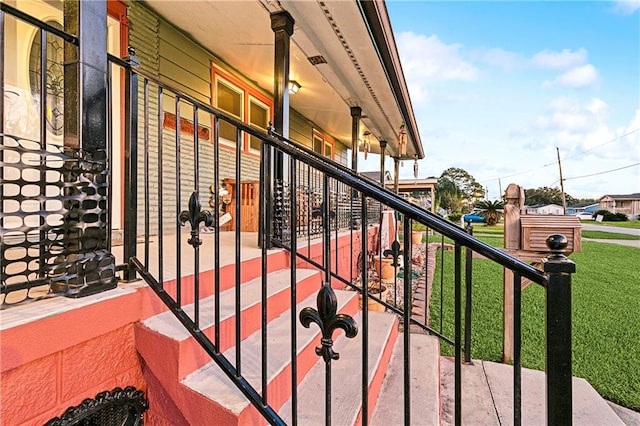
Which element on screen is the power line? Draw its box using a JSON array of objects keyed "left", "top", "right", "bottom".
[
  {"left": 479, "top": 127, "right": 640, "bottom": 183},
  {"left": 563, "top": 162, "right": 640, "bottom": 181},
  {"left": 543, "top": 127, "right": 640, "bottom": 167}
]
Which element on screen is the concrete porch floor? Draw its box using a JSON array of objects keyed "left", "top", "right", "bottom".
[{"left": 1, "top": 231, "right": 267, "bottom": 330}]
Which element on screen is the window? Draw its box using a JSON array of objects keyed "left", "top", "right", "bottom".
[
  {"left": 248, "top": 96, "right": 269, "bottom": 153},
  {"left": 213, "top": 66, "right": 272, "bottom": 154},
  {"left": 29, "top": 21, "right": 65, "bottom": 136},
  {"left": 215, "top": 77, "right": 244, "bottom": 146},
  {"left": 312, "top": 130, "right": 334, "bottom": 159}
]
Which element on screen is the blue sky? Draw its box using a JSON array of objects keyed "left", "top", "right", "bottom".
[{"left": 367, "top": 0, "right": 640, "bottom": 201}]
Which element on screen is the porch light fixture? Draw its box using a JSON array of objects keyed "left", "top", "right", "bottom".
[
  {"left": 398, "top": 122, "right": 407, "bottom": 156},
  {"left": 413, "top": 155, "right": 419, "bottom": 179},
  {"left": 361, "top": 131, "right": 371, "bottom": 160},
  {"left": 288, "top": 80, "right": 301, "bottom": 94}
]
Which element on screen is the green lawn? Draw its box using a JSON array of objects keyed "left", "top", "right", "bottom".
[
  {"left": 582, "top": 230, "right": 640, "bottom": 240},
  {"left": 469, "top": 224, "right": 504, "bottom": 235},
  {"left": 429, "top": 240, "right": 640, "bottom": 410}
]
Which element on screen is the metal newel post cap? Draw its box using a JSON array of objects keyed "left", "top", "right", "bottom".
[
  {"left": 546, "top": 234, "right": 568, "bottom": 253},
  {"left": 544, "top": 234, "right": 575, "bottom": 273}
]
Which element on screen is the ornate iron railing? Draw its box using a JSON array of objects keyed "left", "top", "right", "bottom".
[{"left": 113, "top": 49, "right": 575, "bottom": 425}]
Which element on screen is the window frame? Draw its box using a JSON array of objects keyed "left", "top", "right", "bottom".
[
  {"left": 312, "top": 129, "right": 335, "bottom": 159},
  {"left": 212, "top": 65, "right": 273, "bottom": 155},
  {"left": 247, "top": 95, "right": 271, "bottom": 154}
]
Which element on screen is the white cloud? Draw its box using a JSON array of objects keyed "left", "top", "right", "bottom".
[
  {"left": 612, "top": 0, "right": 640, "bottom": 15},
  {"left": 520, "top": 98, "right": 640, "bottom": 164},
  {"left": 531, "top": 48, "right": 587, "bottom": 70},
  {"left": 478, "top": 48, "right": 523, "bottom": 70},
  {"left": 396, "top": 32, "right": 479, "bottom": 84},
  {"left": 543, "top": 64, "right": 599, "bottom": 88}
]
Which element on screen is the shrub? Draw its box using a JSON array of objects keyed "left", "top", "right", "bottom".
[
  {"left": 594, "top": 210, "right": 628, "bottom": 222},
  {"left": 614, "top": 212, "right": 629, "bottom": 221},
  {"left": 448, "top": 212, "right": 462, "bottom": 222}
]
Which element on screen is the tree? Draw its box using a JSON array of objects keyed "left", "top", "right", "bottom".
[
  {"left": 436, "top": 177, "right": 465, "bottom": 213},
  {"left": 437, "top": 168, "right": 484, "bottom": 213},
  {"left": 475, "top": 200, "right": 504, "bottom": 226},
  {"left": 524, "top": 186, "right": 575, "bottom": 206}
]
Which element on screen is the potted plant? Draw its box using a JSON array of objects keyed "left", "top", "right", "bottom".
[{"left": 359, "top": 284, "right": 388, "bottom": 312}]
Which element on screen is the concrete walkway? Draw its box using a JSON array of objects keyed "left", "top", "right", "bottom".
[
  {"left": 440, "top": 358, "right": 630, "bottom": 426},
  {"left": 582, "top": 237, "right": 640, "bottom": 248},
  {"left": 581, "top": 223, "right": 640, "bottom": 235}
]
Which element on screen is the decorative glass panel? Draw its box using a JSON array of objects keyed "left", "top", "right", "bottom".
[{"left": 29, "top": 22, "right": 65, "bottom": 136}]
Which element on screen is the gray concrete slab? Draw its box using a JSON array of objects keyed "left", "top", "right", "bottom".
[
  {"left": 441, "top": 357, "right": 499, "bottom": 426},
  {"left": 371, "top": 334, "right": 441, "bottom": 426},
  {"left": 581, "top": 223, "right": 640, "bottom": 236},
  {"left": 582, "top": 238, "right": 640, "bottom": 248},
  {"left": 483, "top": 360, "right": 624, "bottom": 426},
  {"left": 606, "top": 401, "right": 640, "bottom": 426}
]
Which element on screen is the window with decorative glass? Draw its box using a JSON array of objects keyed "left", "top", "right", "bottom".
[{"left": 213, "top": 67, "right": 272, "bottom": 153}]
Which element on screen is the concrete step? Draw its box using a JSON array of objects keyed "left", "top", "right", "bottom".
[
  {"left": 135, "top": 268, "right": 329, "bottom": 425},
  {"left": 441, "top": 357, "right": 626, "bottom": 425},
  {"left": 370, "top": 333, "right": 441, "bottom": 426},
  {"left": 279, "top": 310, "right": 399, "bottom": 425},
  {"left": 137, "top": 268, "right": 321, "bottom": 377},
  {"left": 182, "top": 289, "right": 359, "bottom": 425}
]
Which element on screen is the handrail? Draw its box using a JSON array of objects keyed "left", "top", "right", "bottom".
[
  {"left": 0, "top": 3, "right": 79, "bottom": 45},
  {"left": 116, "top": 59, "right": 547, "bottom": 287},
  {"left": 265, "top": 130, "right": 547, "bottom": 286}
]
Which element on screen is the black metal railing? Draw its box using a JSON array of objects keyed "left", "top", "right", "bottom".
[{"left": 112, "top": 48, "right": 575, "bottom": 425}]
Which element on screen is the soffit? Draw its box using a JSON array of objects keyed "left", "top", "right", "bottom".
[{"left": 144, "top": 0, "right": 420, "bottom": 158}]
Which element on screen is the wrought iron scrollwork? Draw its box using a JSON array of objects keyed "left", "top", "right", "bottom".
[
  {"left": 300, "top": 281, "right": 358, "bottom": 362},
  {"left": 384, "top": 240, "right": 403, "bottom": 268},
  {"left": 179, "top": 192, "right": 214, "bottom": 248},
  {"left": 45, "top": 386, "right": 148, "bottom": 426}
]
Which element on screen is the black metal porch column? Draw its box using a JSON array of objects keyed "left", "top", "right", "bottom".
[
  {"left": 58, "top": 1, "right": 116, "bottom": 294},
  {"left": 269, "top": 11, "right": 294, "bottom": 244},
  {"left": 271, "top": 11, "right": 294, "bottom": 140},
  {"left": 63, "top": 1, "right": 107, "bottom": 151},
  {"left": 350, "top": 106, "right": 361, "bottom": 172}
]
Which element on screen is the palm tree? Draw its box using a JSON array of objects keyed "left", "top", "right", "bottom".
[{"left": 476, "top": 200, "right": 504, "bottom": 226}]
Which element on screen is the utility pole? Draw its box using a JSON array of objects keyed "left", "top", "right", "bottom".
[
  {"left": 498, "top": 179, "right": 503, "bottom": 199},
  {"left": 557, "top": 147, "right": 567, "bottom": 214}
]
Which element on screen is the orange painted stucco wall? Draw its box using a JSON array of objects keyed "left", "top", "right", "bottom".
[{"left": 1, "top": 229, "right": 374, "bottom": 425}]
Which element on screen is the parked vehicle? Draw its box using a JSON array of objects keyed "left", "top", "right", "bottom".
[
  {"left": 463, "top": 212, "right": 486, "bottom": 223},
  {"left": 575, "top": 212, "right": 594, "bottom": 220}
]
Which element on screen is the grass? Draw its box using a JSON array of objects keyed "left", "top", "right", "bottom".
[
  {"left": 582, "top": 230, "right": 640, "bottom": 240},
  {"left": 469, "top": 224, "right": 504, "bottom": 235},
  {"left": 593, "top": 221, "right": 640, "bottom": 229},
  {"left": 429, "top": 240, "right": 640, "bottom": 410}
]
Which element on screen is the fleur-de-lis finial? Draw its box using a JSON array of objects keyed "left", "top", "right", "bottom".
[
  {"left": 300, "top": 281, "right": 358, "bottom": 363},
  {"left": 179, "top": 192, "right": 214, "bottom": 247},
  {"left": 383, "top": 240, "right": 402, "bottom": 268}
]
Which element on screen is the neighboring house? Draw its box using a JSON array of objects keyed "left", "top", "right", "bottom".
[
  {"left": 598, "top": 193, "right": 640, "bottom": 220},
  {"left": 566, "top": 202, "right": 599, "bottom": 215},
  {"left": 524, "top": 204, "right": 565, "bottom": 215},
  {"left": 360, "top": 170, "right": 393, "bottom": 186}
]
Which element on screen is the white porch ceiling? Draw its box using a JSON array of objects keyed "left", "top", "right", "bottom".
[{"left": 144, "top": 0, "right": 422, "bottom": 159}]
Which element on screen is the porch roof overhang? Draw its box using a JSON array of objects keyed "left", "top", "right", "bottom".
[
  {"left": 388, "top": 178, "right": 438, "bottom": 193},
  {"left": 143, "top": 0, "right": 424, "bottom": 160}
]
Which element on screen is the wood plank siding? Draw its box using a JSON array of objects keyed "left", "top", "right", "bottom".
[{"left": 127, "top": 2, "right": 348, "bottom": 236}]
